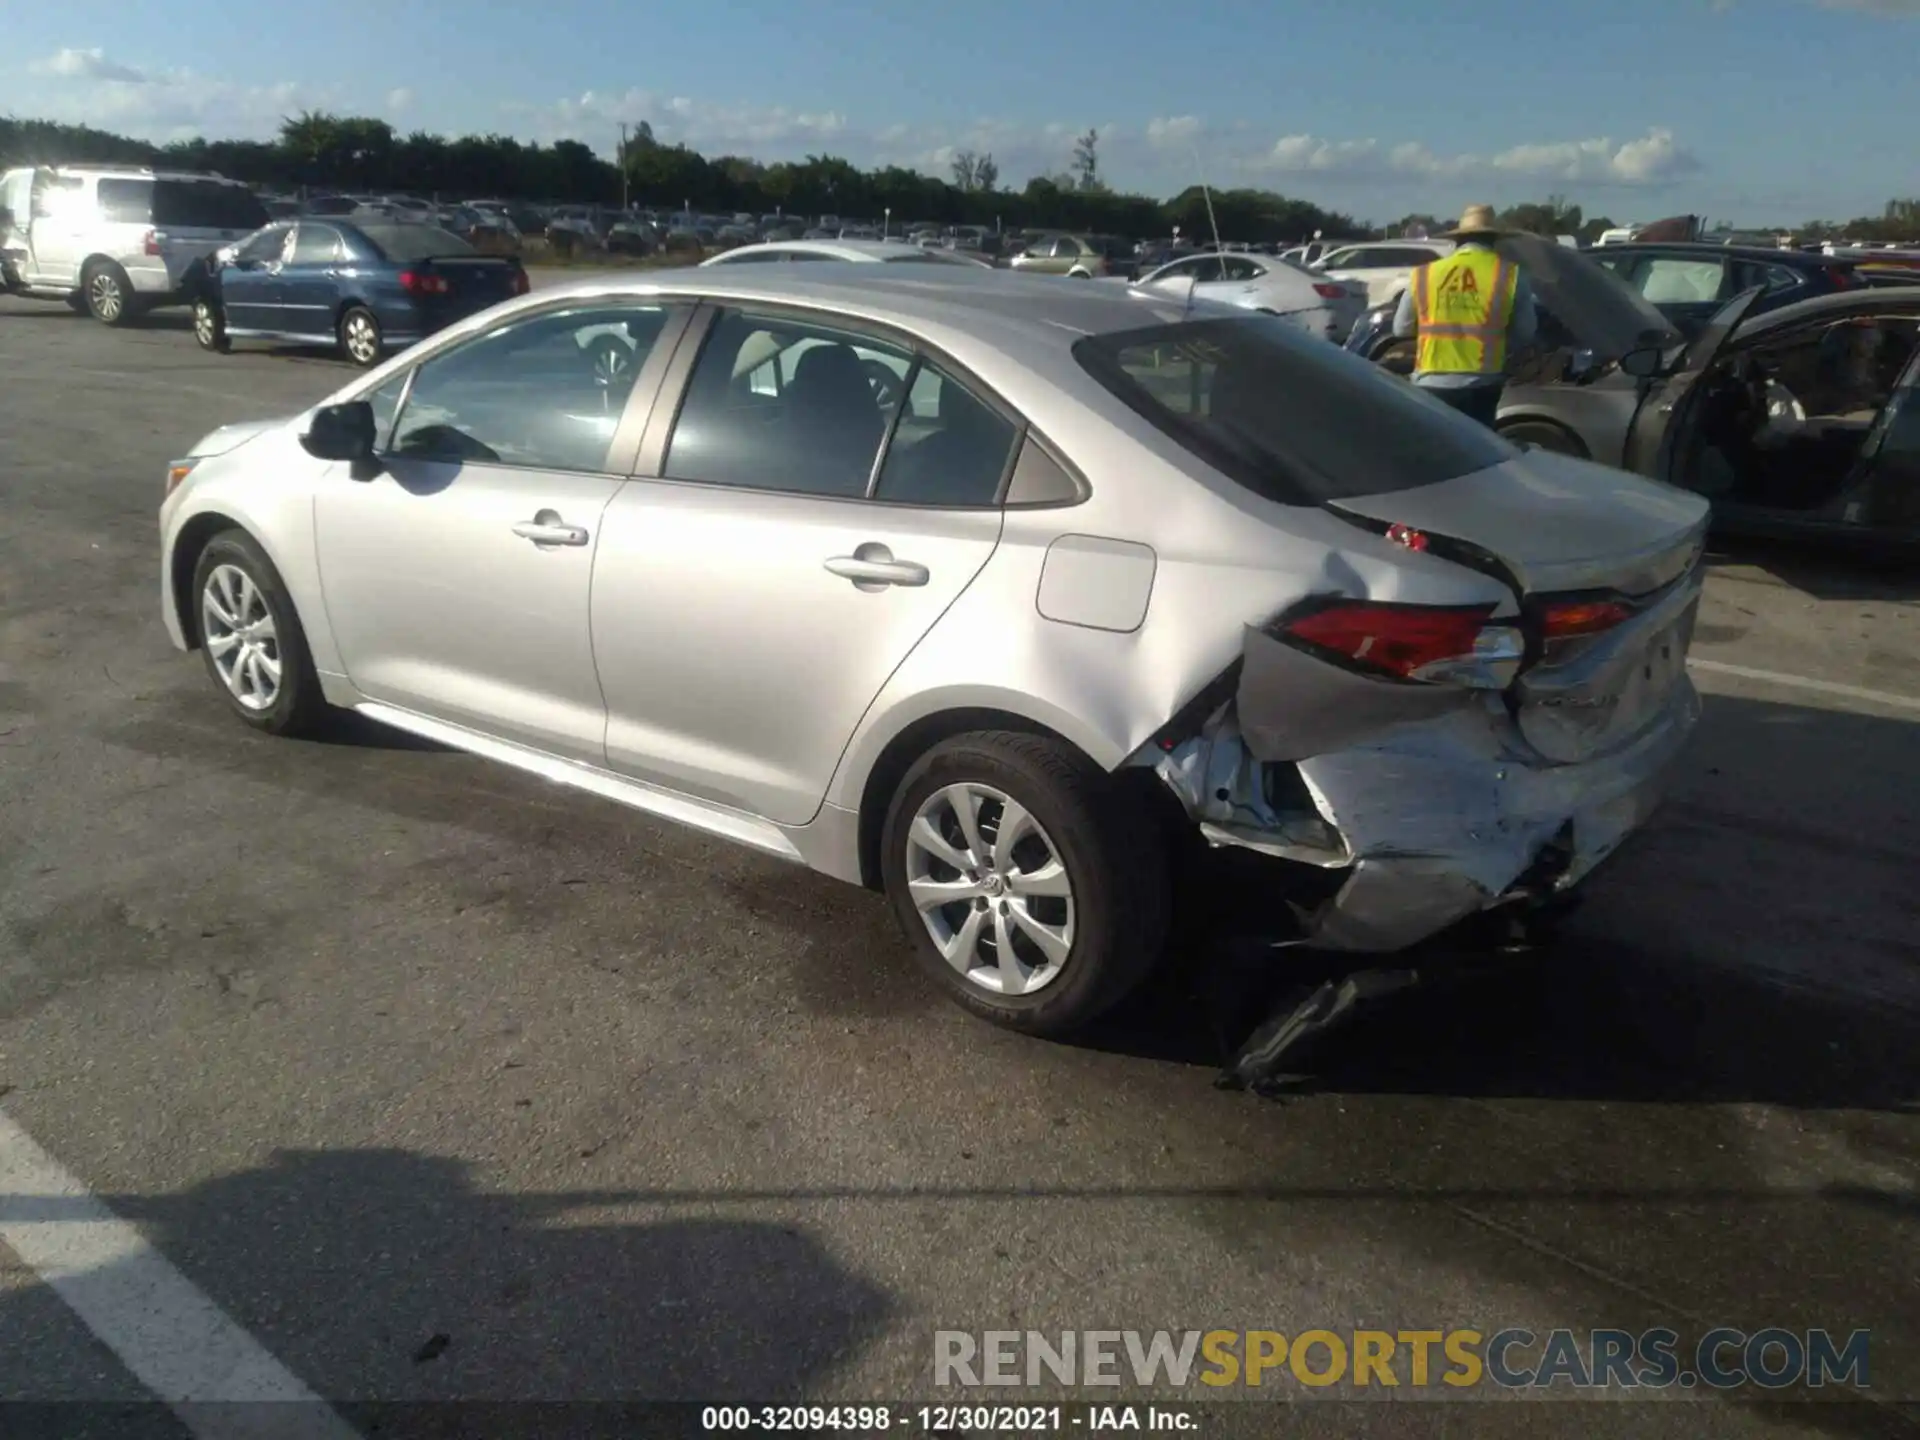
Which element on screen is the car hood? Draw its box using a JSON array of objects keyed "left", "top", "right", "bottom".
[
  {"left": 186, "top": 415, "right": 291, "bottom": 458},
  {"left": 1497, "top": 233, "right": 1681, "bottom": 359}
]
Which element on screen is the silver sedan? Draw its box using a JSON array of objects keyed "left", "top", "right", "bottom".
[
  {"left": 1132, "top": 250, "right": 1368, "bottom": 341},
  {"left": 158, "top": 265, "right": 1708, "bottom": 1034}
]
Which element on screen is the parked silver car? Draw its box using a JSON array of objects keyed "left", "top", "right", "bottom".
[
  {"left": 0, "top": 164, "right": 269, "bottom": 324},
  {"left": 1131, "top": 249, "right": 1367, "bottom": 341},
  {"left": 157, "top": 267, "right": 1708, "bottom": 1034}
]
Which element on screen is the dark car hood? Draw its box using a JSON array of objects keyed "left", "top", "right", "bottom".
[{"left": 1497, "top": 233, "right": 1682, "bottom": 360}]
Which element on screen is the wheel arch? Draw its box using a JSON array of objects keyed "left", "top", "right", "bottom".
[
  {"left": 1495, "top": 412, "right": 1592, "bottom": 458},
  {"left": 852, "top": 705, "right": 1098, "bottom": 891},
  {"left": 168, "top": 510, "right": 306, "bottom": 651}
]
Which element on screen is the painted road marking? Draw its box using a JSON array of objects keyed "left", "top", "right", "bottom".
[
  {"left": 0, "top": 1108, "right": 359, "bottom": 1440},
  {"left": 1689, "top": 657, "right": 1920, "bottom": 714}
]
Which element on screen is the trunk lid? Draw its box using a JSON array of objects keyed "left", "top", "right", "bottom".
[
  {"left": 1496, "top": 232, "right": 1682, "bottom": 361},
  {"left": 1326, "top": 448, "right": 1710, "bottom": 763},
  {"left": 413, "top": 256, "right": 523, "bottom": 321}
]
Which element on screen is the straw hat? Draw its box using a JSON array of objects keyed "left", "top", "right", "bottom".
[{"left": 1442, "top": 203, "right": 1504, "bottom": 240}]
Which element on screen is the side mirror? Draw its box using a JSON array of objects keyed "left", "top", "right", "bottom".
[
  {"left": 300, "top": 401, "right": 376, "bottom": 462},
  {"left": 1618, "top": 346, "right": 1664, "bottom": 379},
  {"left": 1563, "top": 347, "right": 1601, "bottom": 382}
]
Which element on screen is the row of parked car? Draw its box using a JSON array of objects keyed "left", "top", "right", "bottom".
[{"left": 10, "top": 163, "right": 1920, "bottom": 552}]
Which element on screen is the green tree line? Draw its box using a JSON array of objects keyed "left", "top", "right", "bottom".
[
  {"left": 0, "top": 111, "right": 1367, "bottom": 240},
  {"left": 5, "top": 111, "right": 1913, "bottom": 243}
]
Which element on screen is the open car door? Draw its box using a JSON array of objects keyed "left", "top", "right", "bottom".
[
  {"left": 1853, "top": 339, "right": 1920, "bottom": 534},
  {"left": 1622, "top": 286, "right": 1766, "bottom": 478}
]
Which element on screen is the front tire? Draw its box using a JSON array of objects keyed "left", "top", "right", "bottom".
[
  {"left": 1498, "top": 419, "right": 1588, "bottom": 457},
  {"left": 880, "top": 731, "right": 1170, "bottom": 1036},
  {"left": 338, "top": 305, "right": 383, "bottom": 367},
  {"left": 190, "top": 530, "right": 328, "bottom": 737},
  {"left": 193, "top": 296, "right": 231, "bottom": 354},
  {"left": 83, "top": 260, "right": 135, "bottom": 326}
]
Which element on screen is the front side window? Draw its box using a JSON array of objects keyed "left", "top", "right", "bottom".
[
  {"left": 388, "top": 304, "right": 679, "bottom": 473},
  {"left": 665, "top": 309, "right": 912, "bottom": 497},
  {"left": 233, "top": 225, "right": 292, "bottom": 265},
  {"left": 1075, "top": 315, "right": 1514, "bottom": 506}
]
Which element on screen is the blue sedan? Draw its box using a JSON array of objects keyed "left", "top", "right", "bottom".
[{"left": 189, "top": 219, "right": 529, "bottom": 367}]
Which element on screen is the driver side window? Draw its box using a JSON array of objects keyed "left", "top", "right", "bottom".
[
  {"left": 235, "top": 226, "right": 292, "bottom": 265},
  {"left": 387, "top": 303, "right": 679, "bottom": 473}
]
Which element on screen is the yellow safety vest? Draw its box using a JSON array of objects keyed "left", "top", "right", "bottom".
[{"left": 1412, "top": 248, "right": 1520, "bottom": 376}]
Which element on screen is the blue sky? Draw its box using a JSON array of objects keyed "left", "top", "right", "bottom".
[{"left": 7, "top": 0, "right": 1916, "bottom": 225}]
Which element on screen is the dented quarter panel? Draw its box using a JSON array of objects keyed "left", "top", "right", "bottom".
[{"left": 1236, "top": 622, "right": 1476, "bottom": 762}]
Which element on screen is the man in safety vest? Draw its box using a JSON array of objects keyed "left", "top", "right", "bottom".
[{"left": 1390, "top": 203, "right": 1537, "bottom": 427}]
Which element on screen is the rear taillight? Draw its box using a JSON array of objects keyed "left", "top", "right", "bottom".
[
  {"left": 399, "top": 269, "right": 449, "bottom": 295},
  {"left": 143, "top": 229, "right": 162, "bottom": 257},
  {"left": 1313, "top": 282, "right": 1347, "bottom": 299},
  {"left": 1278, "top": 601, "right": 1524, "bottom": 689},
  {"left": 509, "top": 269, "right": 530, "bottom": 296},
  {"left": 1826, "top": 266, "right": 1856, "bottom": 289}
]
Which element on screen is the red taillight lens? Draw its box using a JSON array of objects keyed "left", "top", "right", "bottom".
[
  {"left": 1539, "top": 599, "right": 1633, "bottom": 641},
  {"left": 1826, "top": 266, "right": 1856, "bottom": 289},
  {"left": 1281, "top": 601, "right": 1515, "bottom": 684},
  {"left": 510, "top": 269, "right": 530, "bottom": 296},
  {"left": 398, "top": 269, "right": 449, "bottom": 296},
  {"left": 1313, "top": 282, "right": 1347, "bottom": 299},
  {"left": 142, "top": 229, "right": 161, "bottom": 257}
]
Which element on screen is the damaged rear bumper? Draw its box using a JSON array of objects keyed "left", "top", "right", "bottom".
[{"left": 1135, "top": 677, "right": 1700, "bottom": 954}]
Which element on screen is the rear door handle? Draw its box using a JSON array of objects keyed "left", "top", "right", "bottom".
[
  {"left": 512, "top": 509, "right": 589, "bottom": 547},
  {"left": 824, "top": 545, "right": 928, "bottom": 587}
]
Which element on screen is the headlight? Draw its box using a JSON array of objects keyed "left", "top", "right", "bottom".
[{"left": 165, "top": 458, "right": 199, "bottom": 497}]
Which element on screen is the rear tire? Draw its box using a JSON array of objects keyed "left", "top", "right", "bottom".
[
  {"left": 193, "top": 296, "right": 231, "bottom": 354},
  {"left": 83, "top": 260, "right": 135, "bottom": 326},
  {"left": 880, "top": 731, "right": 1171, "bottom": 1036},
  {"left": 190, "top": 530, "right": 329, "bottom": 737},
  {"left": 338, "top": 305, "right": 383, "bottom": 367}
]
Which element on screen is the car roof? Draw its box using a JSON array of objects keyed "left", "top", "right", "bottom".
[
  {"left": 537, "top": 262, "right": 1213, "bottom": 347},
  {"left": 1737, "top": 283, "right": 1920, "bottom": 337},
  {"left": 705, "top": 238, "right": 958, "bottom": 264},
  {"left": 1602, "top": 241, "right": 1850, "bottom": 265}
]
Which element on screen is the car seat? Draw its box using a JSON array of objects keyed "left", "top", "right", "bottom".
[{"left": 783, "top": 343, "right": 884, "bottom": 494}]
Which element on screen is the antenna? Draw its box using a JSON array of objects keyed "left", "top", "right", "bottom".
[{"left": 1192, "top": 147, "right": 1223, "bottom": 254}]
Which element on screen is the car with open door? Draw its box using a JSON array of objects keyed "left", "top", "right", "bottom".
[
  {"left": 188, "top": 219, "right": 529, "bottom": 366},
  {"left": 1347, "top": 233, "right": 1920, "bottom": 547},
  {"left": 157, "top": 265, "right": 1707, "bottom": 1039}
]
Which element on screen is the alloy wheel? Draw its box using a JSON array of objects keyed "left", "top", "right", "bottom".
[
  {"left": 592, "top": 339, "right": 632, "bottom": 386},
  {"left": 904, "top": 782, "right": 1075, "bottom": 997},
  {"left": 343, "top": 312, "right": 379, "bottom": 365},
  {"left": 193, "top": 301, "right": 218, "bottom": 347},
  {"left": 89, "top": 271, "right": 124, "bottom": 322},
  {"left": 201, "top": 563, "right": 281, "bottom": 711}
]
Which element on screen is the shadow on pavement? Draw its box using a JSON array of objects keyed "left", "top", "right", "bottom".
[
  {"left": 1708, "top": 536, "right": 1920, "bottom": 602},
  {"left": 2, "top": 1147, "right": 894, "bottom": 1417}
]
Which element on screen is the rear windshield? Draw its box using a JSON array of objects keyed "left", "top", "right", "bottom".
[
  {"left": 357, "top": 224, "right": 477, "bottom": 261},
  {"left": 152, "top": 181, "right": 269, "bottom": 231},
  {"left": 1074, "top": 316, "right": 1515, "bottom": 505}
]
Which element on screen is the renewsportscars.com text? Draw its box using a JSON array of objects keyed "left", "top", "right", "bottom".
[{"left": 934, "top": 1328, "right": 1870, "bottom": 1391}]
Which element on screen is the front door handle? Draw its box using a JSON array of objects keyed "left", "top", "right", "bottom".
[
  {"left": 512, "top": 509, "right": 589, "bottom": 547},
  {"left": 824, "top": 543, "right": 928, "bottom": 588}
]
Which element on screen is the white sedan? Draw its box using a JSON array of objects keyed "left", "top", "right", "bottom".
[{"left": 1131, "top": 250, "right": 1367, "bottom": 342}]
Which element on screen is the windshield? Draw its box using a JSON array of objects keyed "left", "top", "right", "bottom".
[
  {"left": 357, "top": 224, "right": 477, "bottom": 262},
  {"left": 152, "top": 181, "right": 270, "bottom": 231},
  {"left": 1074, "top": 316, "right": 1516, "bottom": 505}
]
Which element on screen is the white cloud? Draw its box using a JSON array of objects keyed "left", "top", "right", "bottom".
[
  {"left": 1145, "top": 115, "right": 1203, "bottom": 150},
  {"left": 30, "top": 47, "right": 147, "bottom": 83},
  {"left": 1246, "top": 127, "right": 1699, "bottom": 186},
  {"left": 514, "top": 88, "right": 851, "bottom": 152},
  {"left": 22, "top": 47, "right": 331, "bottom": 142},
  {"left": 386, "top": 87, "right": 414, "bottom": 113}
]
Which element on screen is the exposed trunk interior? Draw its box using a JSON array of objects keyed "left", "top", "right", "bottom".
[{"left": 1675, "top": 313, "right": 1920, "bottom": 513}]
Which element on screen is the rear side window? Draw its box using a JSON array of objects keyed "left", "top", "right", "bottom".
[
  {"left": 1074, "top": 316, "right": 1515, "bottom": 506},
  {"left": 95, "top": 178, "right": 153, "bottom": 225},
  {"left": 290, "top": 224, "right": 343, "bottom": 264},
  {"left": 152, "top": 182, "right": 269, "bottom": 231},
  {"left": 872, "top": 363, "right": 1019, "bottom": 507}
]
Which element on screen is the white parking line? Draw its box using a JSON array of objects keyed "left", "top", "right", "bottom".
[
  {"left": 1688, "top": 657, "right": 1920, "bottom": 714},
  {"left": 0, "top": 1108, "right": 359, "bottom": 1440}
]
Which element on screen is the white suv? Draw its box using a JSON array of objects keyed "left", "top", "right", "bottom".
[{"left": 0, "top": 164, "right": 269, "bottom": 325}]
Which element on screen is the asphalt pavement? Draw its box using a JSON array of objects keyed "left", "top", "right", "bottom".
[{"left": 1, "top": 291, "right": 1917, "bottom": 1439}]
